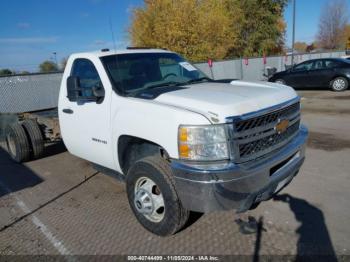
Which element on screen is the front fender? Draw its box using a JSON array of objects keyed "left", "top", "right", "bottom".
[{"left": 111, "top": 97, "right": 210, "bottom": 172}]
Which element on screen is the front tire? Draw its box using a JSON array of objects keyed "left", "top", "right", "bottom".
[
  {"left": 330, "top": 77, "right": 348, "bottom": 92},
  {"left": 126, "top": 156, "right": 189, "bottom": 236}
]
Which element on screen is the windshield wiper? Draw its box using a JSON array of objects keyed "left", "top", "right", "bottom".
[
  {"left": 145, "top": 81, "right": 183, "bottom": 90},
  {"left": 183, "top": 77, "right": 212, "bottom": 85},
  {"left": 127, "top": 81, "right": 183, "bottom": 97}
]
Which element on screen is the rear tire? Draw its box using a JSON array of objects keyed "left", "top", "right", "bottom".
[
  {"left": 330, "top": 77, "right": 348, "bottom": 92},
  {"left": 126, "top": 156, "right": 189, "bottom": 236},
  {"left": 5, "top": 123, "right": 31, "bottom": 163},
  {"left": 22, "top": 119, "right": 44, "bottom": 159}
]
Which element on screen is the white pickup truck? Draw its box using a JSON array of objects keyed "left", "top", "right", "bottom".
[{"left": 5, "top": 48, "right": 308, "bottom": 236}]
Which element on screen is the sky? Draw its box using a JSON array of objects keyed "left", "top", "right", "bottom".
[
  {"left": 0, "top": 0, "right": 349, "bottom": 72},
  {"left": 284, "top": 0, "right": 349, "bottom": 46}
]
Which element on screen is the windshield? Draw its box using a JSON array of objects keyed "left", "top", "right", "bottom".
[{"left": 101, "top": 52, "right": 208, "bottom": 95}]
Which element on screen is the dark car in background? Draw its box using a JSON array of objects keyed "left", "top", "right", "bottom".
[{"left": 269, "top": 58, "right": 350, "bottom": 91}]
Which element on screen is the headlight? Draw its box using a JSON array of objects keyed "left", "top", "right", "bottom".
[{"left": 178, "top": 125, "right": 229, "bottom": 161}]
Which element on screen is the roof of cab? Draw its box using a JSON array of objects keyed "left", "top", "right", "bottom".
[{"left": 71, "top": 48, "right": 173, "bottom": 59}]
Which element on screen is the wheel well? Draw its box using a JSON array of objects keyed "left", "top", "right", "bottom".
[
  {"left": 331, "top": 75, "right": 349, "bottom": 82},
  {"left": 117, "top": 135, "right": 169, "bottom": 175}
]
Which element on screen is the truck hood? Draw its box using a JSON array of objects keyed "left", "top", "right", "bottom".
[{"left": 154, "top": 80, "right": 298, "bottom": 123}]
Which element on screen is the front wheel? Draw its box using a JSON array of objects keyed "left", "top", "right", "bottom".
[
  {"left": 126, "top": 156, "right": 189, "bottom": 236},
  {"left": 330, "top": 77, "right": 348, "bottom": 92}
]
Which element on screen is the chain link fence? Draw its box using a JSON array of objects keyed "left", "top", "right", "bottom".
[
  {"left": 0, "top": 72, "right": 62, "bottom": 113},
  {"left": 195, "top": 50, "right": 347, "bottom": 81}
]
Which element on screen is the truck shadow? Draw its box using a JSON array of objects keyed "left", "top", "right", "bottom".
[
  {"left": 0, "top": 147, "right": 43, "bottom": 198},
  {"left": 42, "top": 141, "right": 67, "bottom": 158},
  {"left": 179, "top": 211, "right": 204, "bottom": 233},
  {"left": 273, "top": 194, "right": 337, "bottom": 260}
]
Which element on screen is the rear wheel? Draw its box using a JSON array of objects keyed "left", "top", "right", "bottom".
[
  {"left": 126, "top": 156, "right": 189, "bottom": 236},
  {"left": 22, "top": 119, "right": 44, "bottom": 159},
  {"left": 330, "top": 77, "right": 348, "bottom": 91},
  {"left": 5, "top": 123, "right": 31, "bottom": 162}
]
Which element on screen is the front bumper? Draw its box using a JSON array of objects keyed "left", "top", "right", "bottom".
[{"left": 171, "top": 125, "right": 308, "bottom": 213}]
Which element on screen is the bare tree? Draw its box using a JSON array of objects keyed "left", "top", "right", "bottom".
[{"left": 317, "top": 0, "right": 349, "bottom": 50}]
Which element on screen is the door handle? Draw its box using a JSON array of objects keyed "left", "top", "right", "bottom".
[{"left": 62, "top": 108, "right": 74, "bottom": 114}]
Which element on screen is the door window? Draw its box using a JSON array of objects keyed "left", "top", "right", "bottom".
[
  {"left": 71, "top": 59, "right": 102, "bottom": 98},
  {"left": 324, "top": 60, "right": 342, "bottom": 69},
  {"left": 312, "top": 60, "right": 325, "bottom": 70},
  {"left": 293, "top": 61, "right": 314, "bottom": 72}
]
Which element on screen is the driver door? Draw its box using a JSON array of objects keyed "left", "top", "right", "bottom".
[{"left": 59, "top": 58, "right": 114, "bottom": 169}]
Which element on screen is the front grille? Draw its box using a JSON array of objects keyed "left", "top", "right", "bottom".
[{"left": 230, "top": 101, "right": 300, "bottom": 163}]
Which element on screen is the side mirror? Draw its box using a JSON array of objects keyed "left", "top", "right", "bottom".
[
  {"left": 67, "top": 76, "right": 105, "bottom": 103},
  {"left": 66, "top": 76, "right": 81, "bottom": 102},
  {"left": 92, "top": 85, "right": 105, "bottom": 98}
]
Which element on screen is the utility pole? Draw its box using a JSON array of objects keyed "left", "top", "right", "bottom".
[
  {"left": 53, "top": 52, "right": 58, "bottom": 68},
  {"left": 291, "top": 0, "right": 296, "bottom": 66}
]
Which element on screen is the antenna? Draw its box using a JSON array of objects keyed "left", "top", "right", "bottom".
[
  {"left": 108, "top": 17, "right": 125, "bottom": 95},
  {"left": 109, "top": 17, "right": 117, "bottom": 52}
]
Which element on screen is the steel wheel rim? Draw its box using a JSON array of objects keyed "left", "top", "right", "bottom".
[
  {"left": 6, "top": 134, "right": 16, "bottom": 156},
  {"left": 333, "top": 79, "right": 346, "bottom": 90},
  {"left": 134, "top": 177, "right": 165, "bottom": 223}
]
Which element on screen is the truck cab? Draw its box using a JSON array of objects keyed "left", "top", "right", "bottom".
[{"left": 58, "top": 48, "right": 308, "bottom": 236}]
